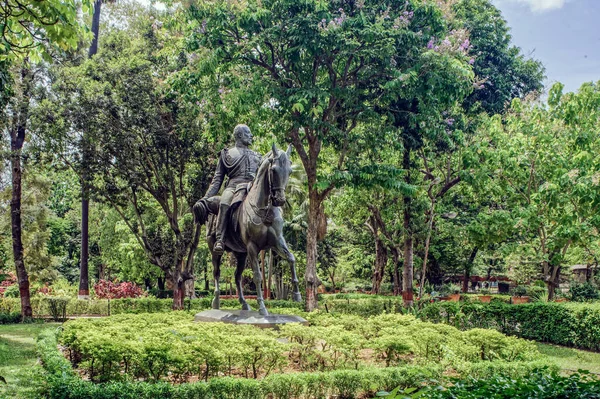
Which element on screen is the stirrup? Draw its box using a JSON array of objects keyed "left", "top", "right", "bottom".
[{"left": 214, "top": 240, "right": 225, "bottom": 254}]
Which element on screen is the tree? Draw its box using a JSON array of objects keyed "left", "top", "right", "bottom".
[
  {"left": 484, "top": 83, "right": 600, "bottom": 299},
  {"left": 80, "top": 0, "right": 115, "bottom": 299},
  {"left": 1, "top": 0, "right": 89, "bottom": 320},
  {"left": 187, "top": 0, "right": 475, "bottom": 310},
  {"left": 37, "top": 19, "right": 219, "bottom": 308},
  {"left": 410, "top": 0, "right": 545, "bottom": 298}
]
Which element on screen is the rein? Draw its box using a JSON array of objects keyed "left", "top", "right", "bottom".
[{"left": 248, "top": 157, "right": 281, "bottom": 224}]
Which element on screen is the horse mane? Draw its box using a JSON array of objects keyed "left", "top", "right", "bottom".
[{"left": 250, "top": 149, "right": 286, "bottom": 195}]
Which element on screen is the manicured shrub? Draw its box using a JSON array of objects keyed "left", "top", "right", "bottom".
[
  {"left": 387, "top": 372, "right": 600, "bottom": 399},
  {"left": 569, "top": 282, "right": 600, "bottom": 302},
  {"left": 46, "top": 296, "right": 70, "bottom": 321},
  {"left": 58, "top": 311, "right": 550, "bottom": 384},
  {"left": 0, "top": 311, "right": 21, "bottom": 324},
  {"left": 40, "top": 327, "right": 447, "bottom": 399},
  {"left": 418, "top": 301, "right": 600, "bottom": 351}
]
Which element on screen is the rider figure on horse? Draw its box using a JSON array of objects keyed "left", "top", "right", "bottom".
[{"left": 203, "top": 124, "right": 262, "bottom": 254}]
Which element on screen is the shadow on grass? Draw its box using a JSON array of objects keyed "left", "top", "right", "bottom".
[
  {"left": 0, "top": 322, "right": 61, "bottom": 399},
  {"left": 537, "top": 342, "right": 600, "bottom": 374}
]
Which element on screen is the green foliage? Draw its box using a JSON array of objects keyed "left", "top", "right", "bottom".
[
  {"left": 379, "top": 372, "right": 600, "bottom": 399},
  {"left": 0, "top": 0, "right": 90, "bottom": 62},
  {"left": 510, "top": 286, "right": 528, "bottom": 297},
  {"left": 40, "top": 326, "right": 446, "bottom": 399},
  {"left": 57, "top": 311, "right": 548, "bottom": 386},
  {"left": 569, "top": 282, "right": 600, "bottom": 302},
  {"left": 420, "top": 301, "right": 600, "bottom": 351},
  {"left": 2, "top": 285, "right": 18, "bottom": 298},
  {"left": 45, "top": 297, "right": 69, "bottom": 321},
  {"left": 0, "top": 311, "right": 20, "bottom": 324}
]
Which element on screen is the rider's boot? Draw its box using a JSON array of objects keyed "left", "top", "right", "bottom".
[{"left": 213, "top": 203, "right": 230, "bottom": 254}]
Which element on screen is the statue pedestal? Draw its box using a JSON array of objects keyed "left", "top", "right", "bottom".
[{"left": 194, "top": 309, "right": 308, "bottom": 328}]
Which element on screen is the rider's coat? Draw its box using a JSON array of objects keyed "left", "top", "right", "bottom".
[{"left": 204, "top": 147, "right": 262, "bottom": 201}]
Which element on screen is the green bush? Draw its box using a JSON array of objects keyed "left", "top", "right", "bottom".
[
  {"left": 0, "top": 296, "right": 304, "bottom": 318},
  {"left": 39, "top": 328, "right": 445, "bottom": 399},
  {"left": 381, "top": 372, "right": 600, "bottom": 399},
  {"left": 0, "top": 311, "right": 21, "bottom": 324},
  {"left": 419, "top": 301, "right": 600, "bottom": 351},
  {"left": 2, "top": 284, "right": 19, "bottom": 297},
  {"left": 569, "top": 282, "right": 600, "bottom": 302},
  {"left": 46, "top": 297, "right": 70, "bottom": 321},
  {"left": 57, "top": 311, "right": 549, "bottom": 385}
]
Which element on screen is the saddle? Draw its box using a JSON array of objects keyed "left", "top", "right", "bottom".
[{"left": 193, "top": 183, "right": 250, "bottom": 253}]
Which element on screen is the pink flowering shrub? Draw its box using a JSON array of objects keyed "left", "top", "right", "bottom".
[{"left": 94, "top": 279, "right": 147, "bottom": 299}]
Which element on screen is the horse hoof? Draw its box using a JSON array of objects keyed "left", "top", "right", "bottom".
[
  {"left": 292, "top": 292, "right": 302, "bottom": 303},
  {"left": 212, "top": 298, "right": 220, "bottom": 309},
  {"left": 258, "top": 307, "right": 269, "bottom": 316},
  {"left": 242, "top": 303, "right": 252, "bottom": 311}
]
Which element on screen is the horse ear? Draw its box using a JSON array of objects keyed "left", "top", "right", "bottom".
[
  {"left": 271, "top": 143, "right": 278, "bottom": 157},
  {"left": 286, "top": 144, "right": 292, "bottom": 158}
]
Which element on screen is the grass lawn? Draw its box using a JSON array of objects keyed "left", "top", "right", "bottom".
[
  {"left": 537, "top": 342, "right": 600, "bottom": 375},
  {"left": 0, "top": 322, "right": 60, "bottom": 399}
]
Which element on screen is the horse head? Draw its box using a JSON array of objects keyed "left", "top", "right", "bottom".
[{"left": 267, "top": 143, "right": 292, "bottom": 207}]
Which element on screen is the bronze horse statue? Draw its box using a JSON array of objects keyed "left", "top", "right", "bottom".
[{"left": 194, "top": 144, "right": 302, "bottom": 315}]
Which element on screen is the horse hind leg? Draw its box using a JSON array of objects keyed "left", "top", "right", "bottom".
[
  {"left": 211, "top": 251, "right": 223, "bottom": 310},
  {"left": 234, "top": 253, "right": 251, "bottom": 311}
]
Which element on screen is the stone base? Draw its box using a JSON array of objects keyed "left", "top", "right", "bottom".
[{"left": 194, "top": 309, "right": 308, "bottom": 329}]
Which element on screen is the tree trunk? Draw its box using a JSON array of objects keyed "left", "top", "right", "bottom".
[
  {"left": 305, "top": 188, "right": 321, "bottom": 311},
  {"left": 547, "top": 265, "right": 561, "bottom": 301},
  {"left": 172, "top": 267, "right": 185, "bottom": 310},
  {"left": 185, "top": 278, "right": 196, "bottom": 299},
  {"left": 371, "top": 236, "right": 388, "bottom": 295},
  {"left": 463, "top": 247, "right": 478, "bottom": 293},
  {"left": 402, "top": 147, "right": 413, "bottom": 306},
  {"left": 157, "top": 275, "right": 165, "bottom": 291},
  {"left": 390, "top": 246, "right": 401, "bottom": 296},
  {"left": 11, "top": 65, "right": 32, "bottom": 319},
  {"left": 402, "top": 236, "right": 414, "bottom": 306},
  {"left": 79, "top": 197, "right": 90, "bottom": 299},
  {"left": 11, "top": 148, "right": 31, "bottom": 318},
  {"left": 88, "top": 0, "right": 102, "bottom": 58},
  {"left": 419, "top": 199, "right": 435, "bottom": 298},
  {"left": 79, "top": 0, "right": 103, "bottom": 300}
]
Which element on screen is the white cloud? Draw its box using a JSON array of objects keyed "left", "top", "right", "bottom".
[{"left": 496, "top": 0, "right": 572, "bottom": 12}]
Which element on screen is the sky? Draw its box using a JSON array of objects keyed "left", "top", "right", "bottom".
[{"left": 492, "top": 0, "right": 600, "bottom": 93}]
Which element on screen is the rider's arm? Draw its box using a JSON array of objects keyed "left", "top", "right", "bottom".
[{"left": 203, "top": 150, "right": 226, "bottom": 198}]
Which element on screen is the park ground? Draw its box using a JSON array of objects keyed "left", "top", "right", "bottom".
[{"left": 1, "top": 322, "right": 599, "bottom": 399}]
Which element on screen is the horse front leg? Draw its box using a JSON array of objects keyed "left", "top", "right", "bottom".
[
  {"left": 274, "top": 236, "right": 302, "bottom": 303},
  {"left": 211, "top": 251, "right": 222, "bottom": 310},
  {"left": 234, "top": 253, "right": 251, "bottom": 311},
  {"left": 248, "top": 244, "right": 268, "bottom": 316}
]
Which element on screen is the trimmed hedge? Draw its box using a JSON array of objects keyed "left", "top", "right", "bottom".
[
  {"left": 419, "top": 301, "right": 600, "bottom": 351},
  {"left": 0, "top": 311, "right": 21, "bottom": 324},
  {"left": 402, "top": 372, "right": 600, "bottom": 399},
  {"left": 38, "top": 329, "right": 443, "bottom": 399},
  {"left": 0, "top": 297, "right": 303, "bottom": 317},
  {"left": 58, "top": 312, "right": 549, "bottom": 384}
]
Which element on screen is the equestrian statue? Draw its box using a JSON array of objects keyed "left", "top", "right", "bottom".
[{"left": 193, "top": 124, "right": 302, "bottom": 316}]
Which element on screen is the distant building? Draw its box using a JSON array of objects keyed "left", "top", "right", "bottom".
[
  {"left": 444, "top": 275, "right": 513, "bottom": 293},
  {"left": 571, "top": 264, "right": 593, "bottom": 283}
]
